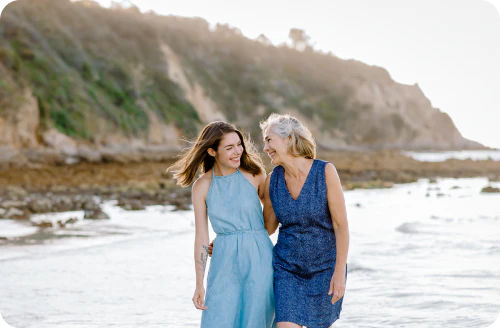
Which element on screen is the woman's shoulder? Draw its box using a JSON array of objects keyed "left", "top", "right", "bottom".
[
  {"left": 314, "top": 158, "right": 330, "bottom": 166},
  {"left": 312, "top": 159, "right": 338, "bottom": 181},
  {"left": 239, "top": 168, "right": 266, "bottom": 184},
  {"left": 192, "top": 172, "right": 212, "bottom": 196},
  {"left": 313, "top": 158, "right": 336, "bottom": 171},
  {"left": 320, "top": 161, "right": 340, "bottom": 181}
]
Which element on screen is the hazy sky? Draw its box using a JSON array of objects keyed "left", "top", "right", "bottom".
[{"left": 1, "top": 0, "right": 499, "bottom": 148}]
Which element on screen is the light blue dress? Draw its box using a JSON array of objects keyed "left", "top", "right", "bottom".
[{"left": 201, "top": 168, "right": 276, "bottom": 328}]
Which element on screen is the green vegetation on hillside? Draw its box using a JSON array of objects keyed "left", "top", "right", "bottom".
[
  {"left": 0, "top": 0, "right": 396, "bottom": 143},
  {"left": 0, "top": 0, "right": 200, "bottom": 138}
]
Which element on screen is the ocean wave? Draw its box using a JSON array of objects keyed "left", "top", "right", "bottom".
[
  {"left": 347, "top": 261, "right": 375, "bottom": 273},
  {"left": 395, "top": 222, "right": 438, "bottom": 234}
]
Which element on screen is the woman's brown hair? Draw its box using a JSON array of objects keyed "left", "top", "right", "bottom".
[{"left": 167, "top": 121, "right": 266, "bottom": 187}]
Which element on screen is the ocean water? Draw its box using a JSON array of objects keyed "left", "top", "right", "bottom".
[
  {"left": 0, "top": 177, "right": 499, "bottom": 328},
  {"left": 402, "top": 150, "right": 500, "bottom": 162}
]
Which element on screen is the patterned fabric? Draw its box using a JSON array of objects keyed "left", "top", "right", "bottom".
[{"left": 270, "top": 160, "right": 345, "bottom": 328}]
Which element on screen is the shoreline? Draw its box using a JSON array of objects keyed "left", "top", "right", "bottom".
[{"left": 1, "top": 150, "right": 500, "bottom": 221}]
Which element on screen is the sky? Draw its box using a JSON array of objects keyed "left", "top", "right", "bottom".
[{"left": 1, "top": 0, "right": 500, "bottom": 148}]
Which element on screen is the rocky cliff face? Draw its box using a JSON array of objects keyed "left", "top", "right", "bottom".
[
  {"left": 0, "top": 0, "right": 483, "bottom": 167},
  {"left": 328, "top": 70, "right": 482, "bottom": 150},
  {"left": 0, "top": 87, "right": 39, "bottom": 148}
]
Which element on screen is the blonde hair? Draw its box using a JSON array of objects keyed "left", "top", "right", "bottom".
[
  {"left": 167, "top": 121, "right": 265, "bottom": 187},
  {"left": 260, "top": 113, "right": 316, "bottom": 159}
]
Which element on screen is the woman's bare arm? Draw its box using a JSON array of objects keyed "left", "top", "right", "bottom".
[
  {"left": 325, "top": 163, "right": 349, "bottom": 304},
  {"left": 191, "top": 177, "right": 210, "bottom": 309},
  {"left": 263, "top": 173, "right": 279, "bottom": 236}
]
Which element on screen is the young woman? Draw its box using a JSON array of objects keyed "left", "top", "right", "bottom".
[
  {"left": 167, "top": 121, "right": 275, "bottom": 327},
  {"left": 260, "top": 113, "right": 349, "bottom": 328}
]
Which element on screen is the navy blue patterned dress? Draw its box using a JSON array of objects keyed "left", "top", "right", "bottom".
[{"left": 270, "top": 159, "right": 345, "bottom": 328}]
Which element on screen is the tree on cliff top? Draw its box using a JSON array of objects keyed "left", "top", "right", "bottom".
[{"left": 288, "top": 28, "right": 311, "bottom": 51}]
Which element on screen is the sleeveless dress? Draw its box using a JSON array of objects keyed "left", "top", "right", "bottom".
[
  {"left": 201, "top": 168, "right": 276, "bottom": 328},
  {"left": 269, "top": 160, "right": 346, "bottom": 328}
]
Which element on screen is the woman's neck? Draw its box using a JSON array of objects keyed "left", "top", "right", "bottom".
[
  {"left": 281, "top": 157, "right": 313, "bottom": 180},
  {"left": 213, "top": 163, "right": 238, "bottom": 177}
]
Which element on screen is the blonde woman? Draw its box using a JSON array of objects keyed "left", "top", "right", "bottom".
[
  {"left": 168, "top": 121, "right": 275, "bottom": 327},
  {"left": 261, "top": 114, "right": 349, "bottom": 328}
]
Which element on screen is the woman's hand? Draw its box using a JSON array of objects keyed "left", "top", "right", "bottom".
[
  {"left": 328, "top": 266, "right": 346, "bottom": 304},
  {"left": 208, "top": 240, "right": 214, "bottom": 257},
  {"left": 192, "top": 286, "right": 207, "bottom": 310}
]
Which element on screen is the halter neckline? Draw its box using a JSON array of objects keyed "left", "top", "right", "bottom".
[{"left": 212, "top": 166, "right": 240, "bottom": 178}]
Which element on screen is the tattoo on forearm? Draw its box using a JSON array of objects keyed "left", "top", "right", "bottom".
[{"left": 197, "top": 245, "right": 209, "bottom": 272}]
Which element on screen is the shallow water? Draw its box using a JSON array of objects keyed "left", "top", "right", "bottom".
[
  {"left": 0, "top": 178, "right": 499, "bottom": 327},
  {"left": 402, "top": 150, "right": 500, "bottom": 162}
]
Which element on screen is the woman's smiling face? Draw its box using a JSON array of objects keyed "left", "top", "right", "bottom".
[
  {"left": 212, "top": 132, "right": 243, "bottom": 169},
  {"left": 263, "top": 127, "right": 289, "bottom": 165}
]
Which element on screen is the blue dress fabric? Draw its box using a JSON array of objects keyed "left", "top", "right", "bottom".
[
  {"left": 201, "top": 168, "right": 276, "bottom": 328},
  {"left": 270, "top": 159, "right": 345, "bottom": 328}
]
